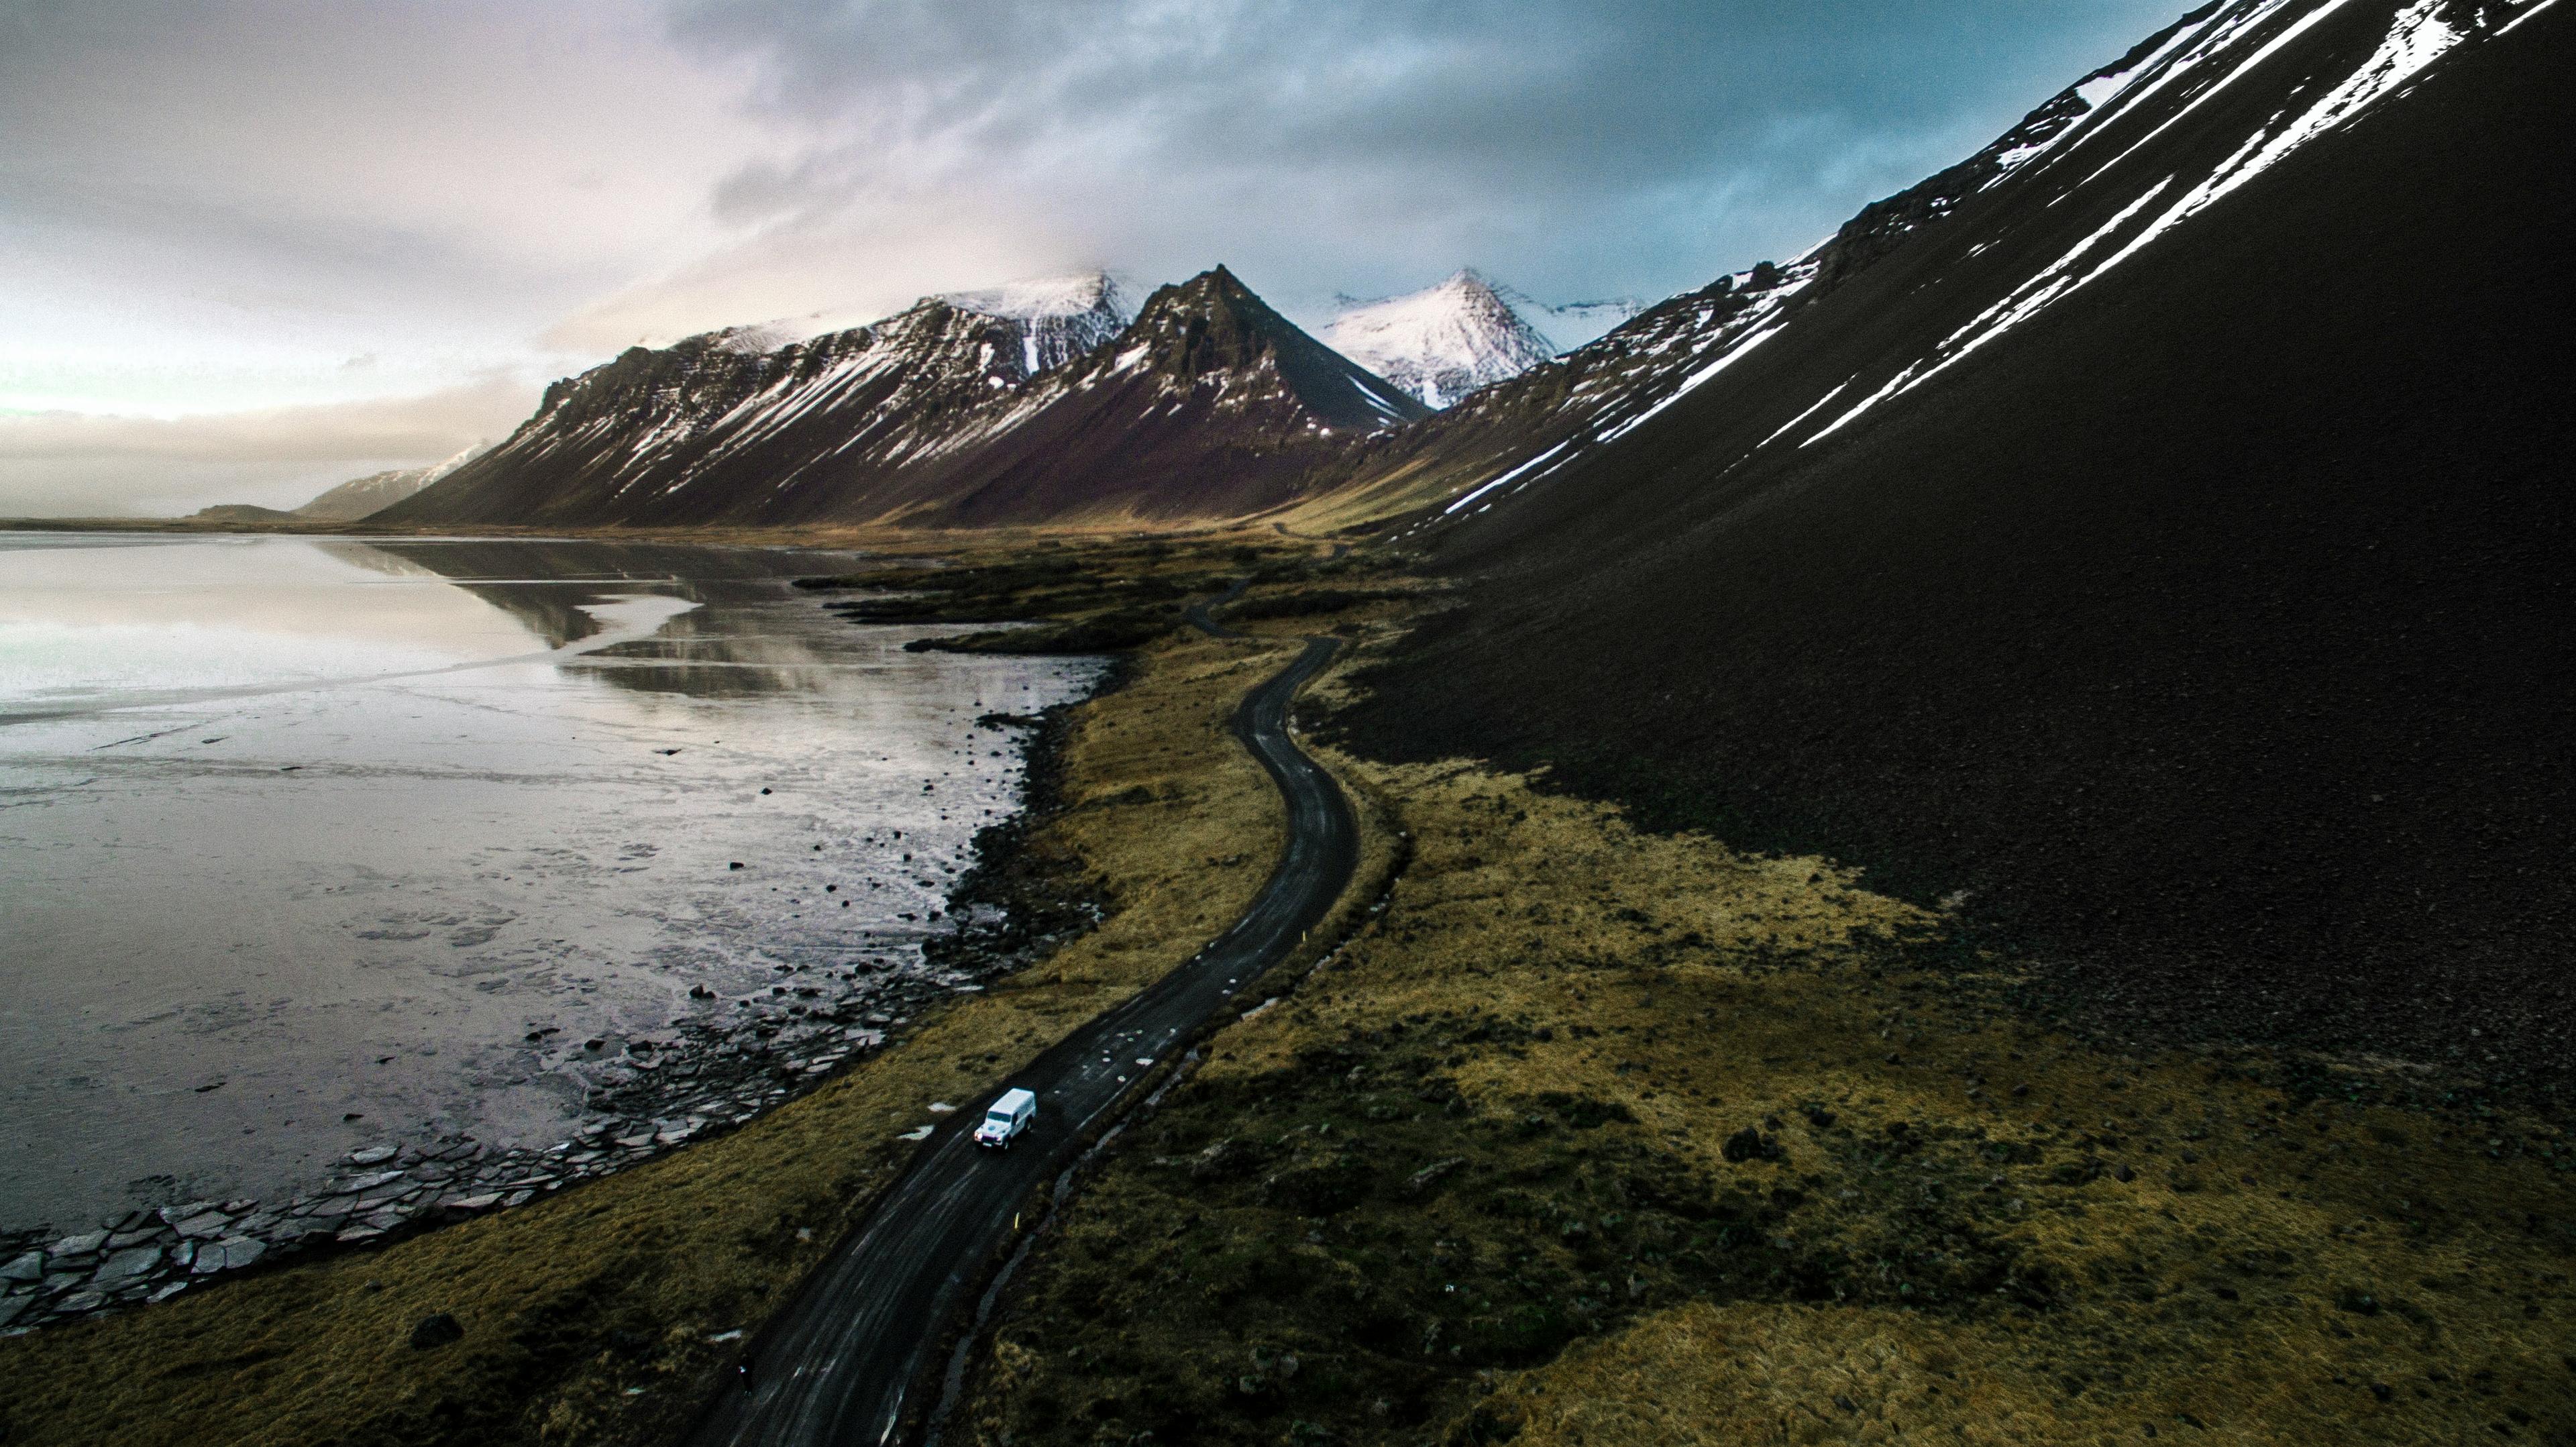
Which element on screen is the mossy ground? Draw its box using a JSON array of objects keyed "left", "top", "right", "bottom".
[
  {"left": 954, "top": 600, "right": 2576, "bottom": 1447},
  {"left": 0, "top": 541, "right": 1327, "bottom": 1447}
]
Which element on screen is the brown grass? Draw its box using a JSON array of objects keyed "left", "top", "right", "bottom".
[
  {"left": 0, "top": 608, "right": 1307, "bottom": 1447},
  {"left": 954, "top": 603, "right": 2576, "bottom": 1447}
]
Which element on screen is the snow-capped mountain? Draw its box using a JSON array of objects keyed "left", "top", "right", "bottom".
[
  {"left": 384, "top": 267, "right": 1422, "bottom": 529},
  {"left": 1324, "top": 271, "right": 1559, "bottom": 409},
  {"left": 292, "top": 443, "right": 487, "bottom": 521}
]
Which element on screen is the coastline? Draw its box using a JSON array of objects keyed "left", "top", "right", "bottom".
[{"left": 0, "top": 540, "right": 1116, "bottom": 1338}]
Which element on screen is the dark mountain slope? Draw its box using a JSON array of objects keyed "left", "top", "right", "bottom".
[
  {"left": 384, "top": 268, "right": 1421, "bottom": 529},
  {"left": 376, "top": 302, "right": 1026, "bottom": 527},
  {"left": 1338, "top": 3, "right": 2576, "bottom": 1083}
]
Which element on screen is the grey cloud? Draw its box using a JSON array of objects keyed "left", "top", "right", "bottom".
[{"left": 667, "top": 0, "right": 2190, "bottom": 309}]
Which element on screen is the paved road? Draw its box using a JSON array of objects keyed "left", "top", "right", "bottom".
[{"left": 689, "top": 623, "right": 1356, "bottom": 1447}]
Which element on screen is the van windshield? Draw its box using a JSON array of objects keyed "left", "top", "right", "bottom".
[{"left": 985, "top": 1112, "right": 1013, "bottom": 1128}]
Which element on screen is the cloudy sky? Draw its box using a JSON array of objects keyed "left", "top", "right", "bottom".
[{"left": 0, "top": 0, "right": 2183, "bottom": 515}]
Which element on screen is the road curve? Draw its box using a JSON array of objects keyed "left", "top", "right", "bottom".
[{"left": 690, "top": 623, "right": 1356, "bottom": 1447}]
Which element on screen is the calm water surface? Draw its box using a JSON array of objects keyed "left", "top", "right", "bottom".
[{"left": 0, "top": 533, "right": 1099, "bottom": 1230}]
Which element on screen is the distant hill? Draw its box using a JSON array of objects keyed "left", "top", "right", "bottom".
[
  {"left": 293, "top": 445, "right": 486, "bottom": 521},
  {"left": 380, "top": 268, "right": 1423, "bottom": 529}
]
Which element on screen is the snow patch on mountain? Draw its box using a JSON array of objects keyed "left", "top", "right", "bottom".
[
  {"left": 1537, "top": 297, "right": 1649, "bottom": 352},
  {"left": 938, "top": 272, "right": 1132, "bottom": 323},
  {"left": 935, "top": 272, "right": 1137, "bottom": 376}
]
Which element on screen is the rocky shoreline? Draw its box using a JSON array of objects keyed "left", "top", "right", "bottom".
[{"left": 0, "top": 692, "right": 1107, "bottom": 1340}]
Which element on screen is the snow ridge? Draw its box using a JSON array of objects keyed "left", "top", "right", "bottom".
[{"left": 939, "top": 272, "right": 1138, "bottom": 375}]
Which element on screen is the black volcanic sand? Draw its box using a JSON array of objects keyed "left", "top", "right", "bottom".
[{"left": 1336, "top": 21, "right": 2575, "bottom": 1102}]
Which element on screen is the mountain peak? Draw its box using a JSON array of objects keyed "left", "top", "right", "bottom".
[
  {"left": 1324, "top": 270, "right": 1560, "bottom": 409},
  {"left": 1106, "top": 267, "right": 1428, "bottom": 431}
]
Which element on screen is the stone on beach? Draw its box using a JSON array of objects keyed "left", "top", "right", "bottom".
[
  {"left": 345, "top": 1144, "right": 400, "bottom": 1167},
  {"left": 172, "top": 1211, "right": 232, "bottom": 1240},
  {"left": 48, "top": 1231, "right": 107, "bottom": 1258},
  {"left": 1, "top": 1252, "right": 43, "bottom": 1282},
  {"left": 91, "top": 1245, "right": 161, "bottom": 1285},
  {"left": 192, "top": 1237, "right": 266, "bottom": 1274}
]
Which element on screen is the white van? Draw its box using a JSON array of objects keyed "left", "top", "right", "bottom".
[{"left": 975, "top": 1087, "right": 1037, "bottom": 1148}]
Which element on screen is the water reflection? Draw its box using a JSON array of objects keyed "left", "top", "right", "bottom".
[
  {"left": 361, "top": 538, "right": 904, "bottom": 701},
  {"left": 0, "top": 532, "right": 1097, "bottom": 1232}
]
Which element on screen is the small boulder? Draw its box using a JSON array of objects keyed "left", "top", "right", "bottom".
[
  {"left": 409, "top": 1311, "right": 465, "bottom": 1350},
  {"left": 192, "top": 1237, "right": 266, "bottom": 1275},
  {"left": 1721, "top": 1127, "right": 1784, "bottom": 1163},
  {"left": 1405, "top": 1157, "right": 1468, "bottom": 1197},
  {"left": 91, "top": 1245, "right": 162, "bottom": 1286},
  {"left": 1191, "top": 1138, "right": 1252, "bottom": 1182},
  {"left": 172, "top": 1212, "right": 231, "bottom": 1241}
]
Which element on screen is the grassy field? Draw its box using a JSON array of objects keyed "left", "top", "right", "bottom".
[
  {"left": 0, "top": 539, "right": 1335, "bottom": 1447},
  {"left": 951, "top": 596, "right": 2576, "bottom": 1446}
]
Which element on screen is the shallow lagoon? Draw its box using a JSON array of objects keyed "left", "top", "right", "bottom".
[{"left": 0, "top": 533, "right": 1098, "bottom": 1230}]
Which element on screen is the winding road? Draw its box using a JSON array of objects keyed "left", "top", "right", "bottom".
[{"left": 688, "top": 612, "right": 1356, "bottom": 1447}]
